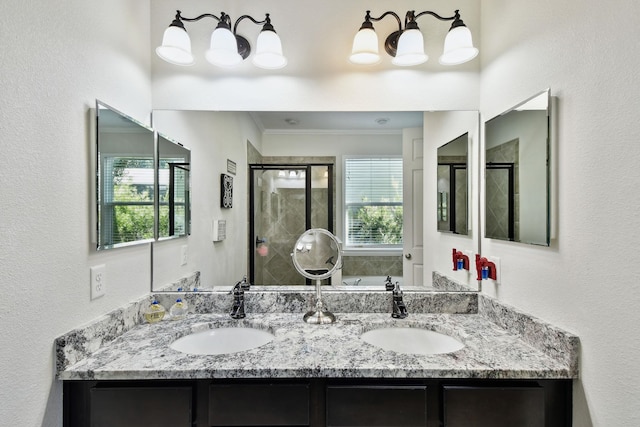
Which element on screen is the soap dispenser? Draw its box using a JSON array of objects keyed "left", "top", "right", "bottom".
[
  {"left": 144, "top": 300, "right": 166, "bottom": 323},
  {"left": 169, "top": 298, "right": 188, "bottom": 320}
]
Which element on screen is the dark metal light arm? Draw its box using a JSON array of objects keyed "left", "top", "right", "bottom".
[
  {"left": 364, "top": 10, "right": 403, "bottom": 33},
  {"left": 233, "top": 13, "right": 272, "bottom": 34},
  {"left": 412, "top": 10, "right": 459, "bottom": 23},
  {"left": 411, "top": 10, "right": 467, "bottom": 32},
  {"left": 176, "top": 10, "right": 231, "bottom": 26}
]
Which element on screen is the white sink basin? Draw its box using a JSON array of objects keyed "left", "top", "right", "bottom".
[
  {"left": 361, "top": 327, "right": 464, "bottom": 355},
  {"left": 170, "top": 327, "right": 275, "bottom": 355}
]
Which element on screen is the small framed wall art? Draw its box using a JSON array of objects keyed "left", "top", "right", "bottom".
[{"left": 221, "top": 173, "right": 233, "bottom": 208}]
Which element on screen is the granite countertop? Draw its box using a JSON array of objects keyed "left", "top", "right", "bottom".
[{"left": 57, "top": 311, "right": 576, "bottom": 381}]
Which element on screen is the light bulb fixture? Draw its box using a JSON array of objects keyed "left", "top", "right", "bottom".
[
  {"left": 349, "top": 9, "right": 478, "bottom": 66},
  {"left": 156, "top": 10, "right": 287, "bottom": 69}
]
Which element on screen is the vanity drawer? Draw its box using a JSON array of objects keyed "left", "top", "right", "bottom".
[
  {"left": 209, "top": 382, "right": 310, "bottom": 426},
  {"left": 326, "top": 385, "right": 428, "bottom": 427},
  {"left": 443, "top": 385, "right": 545, "bottom": 427},
  {"left": 89, "top": 386, "right": 192, "bottom": 427}
]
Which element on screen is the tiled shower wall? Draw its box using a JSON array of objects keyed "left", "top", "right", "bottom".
[
  {"left": 253, "top": 155, "right": 335, "bottom": 285},
  {"left": 256, "top": 187, "right": 329, "bottom": 285},
  {"left": 437, "top": 155, "right": 468, "bottom": 234},
  {"left": 485, "top": 139, "right": 520, "bottom": 241}
]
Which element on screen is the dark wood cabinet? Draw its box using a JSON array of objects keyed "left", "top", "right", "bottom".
[
  {"left": 326, "top": 385, "right": 427, "bottom": 427},
  {"left": 64, "top": 378, "right": 571, "bottom": 427},
  {"left": 87, "top": 384, "right": 192, "bottom": 427},
  {"left": 443, "top": 385, "right": 545, "bottom": 427},
  {"left": 209, "top": 382, "right": 310, "bottom": 426}
]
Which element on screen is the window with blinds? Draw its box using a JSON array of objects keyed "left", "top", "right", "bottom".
[
  {"left": 100, "top": 156, "right": 155, "bottom": 245},
  {"left": 158, "top": 158, "right": 189, "bottom": 238},
  {"left": 344, "top": 157, "right": 403, "bottom": 247}
]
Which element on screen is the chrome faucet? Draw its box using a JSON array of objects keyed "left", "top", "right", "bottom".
[
  {"left": 391, "top": 282, "right": 408, "bottom": 319},
  {"left": 229, "top": 276, "right": 250, "bottom": 319}
]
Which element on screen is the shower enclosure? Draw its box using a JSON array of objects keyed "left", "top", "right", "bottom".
[
  {"left": 485, "top": 163, "right": 516, "bottom": 241},
  {"left": 249, "top": 164, "right": 333, "bottom": 285}
]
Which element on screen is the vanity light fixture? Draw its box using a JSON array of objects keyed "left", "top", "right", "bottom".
[
  {"left": 350, "top": 9, "right": 478, "bottom": 66},
  {"left": 156, "top": 10, "right": 287, "bottom": 69}
]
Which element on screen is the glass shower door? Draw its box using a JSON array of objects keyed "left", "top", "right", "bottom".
[{"left": 250, "top": 164, "right": 332, "bottom": 285}]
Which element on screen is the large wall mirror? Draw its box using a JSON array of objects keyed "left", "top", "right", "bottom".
[
  {"left": 95, "top": 101, "right": 190, "bottom": 251},
  {"left": 96, "top": 100, "right": 155, "bottom": 250},
  {"left": 150, "top": 110, "right": 481, "bottom": 293},
  {"left": 484, "top": 89, "right": 550, "bottom": 246},
  {"left": 437, "top": 133, "right": 469, "bottom": 235}
]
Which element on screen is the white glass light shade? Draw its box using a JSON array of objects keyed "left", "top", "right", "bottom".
[
  {"left": 392, "top": 29, "right": 428, "bottom": 66},
  {"left": 205, "top": 27, "right": 243, "bottom": 67},
  {"left": 252, "top": 30, "right": 288, "bottom": 69},
  {"left": 349, "top": 27, "right": 380, "bottom": 65},
  {"left": 439, "top": 26, "right": 479, "bottom": 65},
  {"left": 155, "top": 26, "right": 194, "bottom": 66}
]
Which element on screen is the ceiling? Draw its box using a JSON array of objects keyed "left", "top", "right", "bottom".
[{"left": 250, "top": 111, "right": 424, "bottom": 133}]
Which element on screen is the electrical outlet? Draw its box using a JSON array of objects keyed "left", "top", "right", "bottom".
[
  {"left": 180, "top": 245, "right": 188, "bottom": 266},
  {"left": 90, "top": 265, "right": 106, "bottom": 299}
]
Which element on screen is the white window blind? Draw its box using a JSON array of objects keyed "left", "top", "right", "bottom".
[
  {"left": 344, "top": 157, "right": 403, "bottom": 247},
  {"left": 100, "top": 156, "right": 155, "bottom": 245}
]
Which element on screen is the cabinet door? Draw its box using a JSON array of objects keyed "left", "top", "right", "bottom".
[
  {"left": 209, "top": 382, "right": 310, "bottom": 426},
  {"left": 443, "top": 385, "right": 545, "bottom": 427},
  {"left": 90, "top": 386, "right": 192, "bottom": 427},
  {"left": 326, "top": 385, "right": 428, "bottom": 427}
]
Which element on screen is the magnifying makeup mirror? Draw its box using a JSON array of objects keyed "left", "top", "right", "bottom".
[{"left": 291, "top": 228, "right": 342, "bottom": 324}]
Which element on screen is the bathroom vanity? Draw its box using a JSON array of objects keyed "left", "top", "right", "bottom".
[
  {"left": 65, "top": 377, "right": 570, "bottom": 426},
  {"left": 57, "top": 284, "right": 578, "bottom": 427}
]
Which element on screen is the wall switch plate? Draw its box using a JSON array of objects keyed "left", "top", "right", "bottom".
[
  {"left": 180, "top": 245, "right": 188, "bottom": 266},
  {"left": 90, "top": 264, "right": 106, "bottom": 299},
  {"left": 488, "top": 256, "right": 501, "bottom": 284}
]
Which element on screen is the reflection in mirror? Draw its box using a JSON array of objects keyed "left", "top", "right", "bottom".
[
  {"left": 157, "top": 133, "right": 191, "bottom": 239},
  {"left": 484, "top": 90, "right": 550, "bottom": 245},
  {"left": 96, "top": 100, "right": 155, "bottom": 250},
  {"left": 151, "top": 110, "right": 481, "bottom": 293},
  {"left": 250, "top": 164, "right": 333, "bottom": 286},
  {"left": 437, "top": 133, "right": 468, "bottom": 234},
  {"left": 291, "top": 228, "right": 342, "bottom": 324}
]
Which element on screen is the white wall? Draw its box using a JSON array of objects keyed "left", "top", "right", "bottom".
[
  {"left": 423, "top": 111, "right": 480, "bottom": 287},
  {"left": 0, "top": 1, "right": 152, "bottom": 426},
  {"left": 150, "top": 0, "right": 480, "bottom": 111},
  {"left": 152, "top": 111, "right": 261, "bottom": 288},
  {"left": 480, "top": 1, "right": 640, "bottom": 425}
]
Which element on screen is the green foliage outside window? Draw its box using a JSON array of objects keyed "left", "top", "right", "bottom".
[
  {"left": 111, "top": 183, "right": 154, "bottom": 243},
  {"left": 352, "top": 205, "right": 403, "bottom": 245}
]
